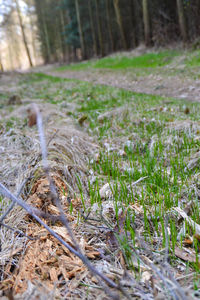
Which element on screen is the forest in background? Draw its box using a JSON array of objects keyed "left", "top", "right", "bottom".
[{"left": 1, "top": 0, "right": 200, "bottom": 70}]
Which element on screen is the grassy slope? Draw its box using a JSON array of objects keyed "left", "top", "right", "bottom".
[
  {"left": 55, "top": 49, "right": 200, "bottom": 72},
  {"left": 56, "top": 50, "right": 180, "bottom": 71}
]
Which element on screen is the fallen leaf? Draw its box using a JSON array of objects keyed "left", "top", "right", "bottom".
[
  {"left": 183, "top": 237, "right": 193, "bottom": 246},
  {"left": 175, "top": 246, "right": 200, "bottom": 264}
]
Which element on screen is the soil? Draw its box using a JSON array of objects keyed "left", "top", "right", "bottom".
[{"left": 42, "top": 65, "right": 200, "bottom": 102}]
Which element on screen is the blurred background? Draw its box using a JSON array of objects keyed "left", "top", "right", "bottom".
[{"left": 0, "top": 0, "right": 200, "bottom": 71}]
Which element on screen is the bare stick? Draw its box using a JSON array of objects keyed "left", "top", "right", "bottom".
[
  {"left": 47, "top": 129, "right": 59, "bottom": 148},
  {"left": 0, "top": 178, "right": 28, "bottom": 224},
  {"left": 33, "top": 104, "right": 131, "bottom": 300},
  {"left": 0, "top": 222, "right": 36, "bottom": 240}
]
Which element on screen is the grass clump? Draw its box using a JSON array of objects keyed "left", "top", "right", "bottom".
[
  {"left": 94, "top": 50, "right": 179, "bottom": 69},
  {"left": 185, "top": 50, "right": 200, "bottom": 67}
]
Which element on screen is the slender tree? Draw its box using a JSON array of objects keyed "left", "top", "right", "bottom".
[
  {"left": 95, "top": 0, "right": 105, "bottom": 57},
  {"left": 14, "top": 0, "right": 33, "bottom": 66},
  {"left": 60, "top": 10, "right": 69, "bottom": 61},
  {"left": 176, "top": 0, "right": 188, "bottom": 42},
  {"left": 88, "top": 0, "right": 98, "bottom": 56},
  {"left": 129, "top": 0, "right": 136, "bottom": 47},
  {"left": 28, "top": 9, "right": 37, "bottom": 64},
  {"left": 106, "top": 0, "right": 114, "bottom": 52},
  {"left": 0, "top": 52, "right": 4, "bottom": 71},
  {"left": 142, "top": 0, "right": 152, "bottom": 46},
  {"left": 75, "top": 0, "right": 86, "bottom": 59},
  {"left": 113, "top": 0, "right": 128, "bottom": 49},
  {"left": 42, "top": 9, "right": 51, "bottom": 62}
]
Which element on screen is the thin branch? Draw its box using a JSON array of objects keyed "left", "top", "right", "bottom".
[
  {"left": 47, "top": 129, "right": 59, "bottom": 148},
  {"left": 33, "top": 104, "right": 131, "bottom": 300},
  {"left": 0, "top": 178, "right": 28, "bottom": 224},
  {"left": 0, "top": 222, "right": 37, "bottom": 240}
]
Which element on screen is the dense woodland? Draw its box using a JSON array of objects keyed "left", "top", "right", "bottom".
[
  {"left": 1, "top": 0, "right": 200, "bottom": 69},
  {"left": 33, "top": 0, "right": 200, "bottom": 63}
]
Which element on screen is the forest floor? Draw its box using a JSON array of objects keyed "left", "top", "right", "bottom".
[
  {"left": 42, "top": 46, "right": 200, "bottom": 102},
  {"left": 0, "top": 47, "right": 200, "bottom": 299}
]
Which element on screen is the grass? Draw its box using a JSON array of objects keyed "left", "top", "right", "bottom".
[
  {"left": 185, "top": 50, "right": 200, "bottom": 67},
  {"left": 56, "top": 50, "right": 180, "bottom": 71},
  {"left": 94, "top": 50, "right": 179, "bottom": 69},
  {"left": 3, "top": 66, "right": 198, "bottom": 292}
]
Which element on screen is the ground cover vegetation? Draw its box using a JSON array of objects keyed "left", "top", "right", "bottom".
[{"left": 0, "top": 48, "right": 200, "bottom": 298}]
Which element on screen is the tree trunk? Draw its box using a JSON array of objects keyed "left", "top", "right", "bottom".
[
  {"left": 130, "top": 0, "right": 137, "bottom": 47},
  {"left": 106, "top": 0, "right": 114, "bottom": 52},
  {"left": 14, "top": 0, "right": 33, "bottom": 67},
  {"left": 60, "top": 10, "right": 70, "bottom": 62},
  {"left": 0, "top": 61, "right": 4, "bottom": 72},
  {"left": 55, "top": 18, "right": 63, "bottom": 62},
  {"left": 29, "top": 11, "right": 37, "bottom": 64},
  {"left": 41, "top": 9, "right": 51, "bottom": 63},
  {"left": 113, "top": 0, "right": 128, "bottom": 50},
  {"left": 75, "top": 0, "right": 86, "bottom": 59},
  {"left": 142, "top": 0, "right": 152, "bottom": 46},
  {"left": 95, "top": 0, "right": 105, "bottom": 57},
  {"left": 0, "top": 52, "right": 4, "bottom": 71},
  {"left": 8, "top": 41, "right": 14, "bottom": 70},
  {"left": 88, "top": 0, "right": 98, "bottom": 56},
  {"left": 176, "top": 0, "right": 188, "bottom": 42}
]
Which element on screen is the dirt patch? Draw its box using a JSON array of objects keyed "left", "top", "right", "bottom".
[{"left": 42, "top": 67, "right": 200, "bottom": 102}]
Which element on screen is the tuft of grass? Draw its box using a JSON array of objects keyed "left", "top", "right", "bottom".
[
  {"left": 94, "top": 50, "right": 179, "bottom": 69},
  {"left": 185, "top": 50, "right": 200, "bottom": 67},
  {"left": 56, "top": 61, "right": 93, "bottom": 71}
]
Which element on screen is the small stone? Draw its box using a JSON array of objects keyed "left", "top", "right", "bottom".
[{"left": 99, "top": 183, "right": 112, "bottom": 199}]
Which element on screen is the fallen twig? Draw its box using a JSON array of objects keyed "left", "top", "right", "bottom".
[
  {"left": 174, "top": 207, "right": 200, "bottom": 235},
  {"left": 33, "top": 103, "right": 131, "bottom": 300},
  {"left": 0, "top": 222, "right": 37, "bottom": 240},
  {"left": 0, "top": 178, "right": 28, "bottom": 224}
]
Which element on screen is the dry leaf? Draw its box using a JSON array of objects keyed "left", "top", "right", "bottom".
[
  {"left": 175, "top": 246, "right": 200, "bottom": 264},
  {"left": 183, "top": 237, "right": 193, "bottom": 246}
]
